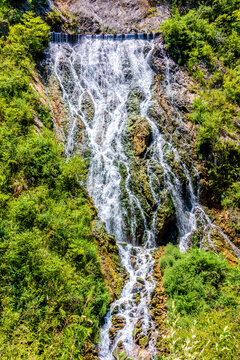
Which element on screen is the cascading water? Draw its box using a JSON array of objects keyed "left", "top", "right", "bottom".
[{"left": 48, "top": 37, "right": 240, "bottom": 359}]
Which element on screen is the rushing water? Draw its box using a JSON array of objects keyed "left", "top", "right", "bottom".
[{"left": 48, "top": 38, "right": 240, "bottom": 359}]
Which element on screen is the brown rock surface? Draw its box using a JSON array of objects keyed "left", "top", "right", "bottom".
[
  {"left": 127, "top": 115, "right": 152, "bottom": 156},
  {"left": 51, "top": 0, "right": 170, "bottom": 33},
  {"left": 151, "top": 247, "right": 169, "bottom": 356}
]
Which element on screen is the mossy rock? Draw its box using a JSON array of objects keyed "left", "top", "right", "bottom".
[
  {"left": 139, "top": 335, "right": 149, "bottom": 348},
  {"left": 109, "top": 327, "right": 117, "bottom": 340},
  {"left": 112, "top": 305, "right": 119, "bottom": 315},
  {"left": 112, "top": 315, "right": 126, "bottom": 329},
  {"left": 133, "top": 320, "right": 143, "bottom": 339},
  {"left": 126, "top": 114, "right": 152, "bottom": 156},
  {"left": 93, "top": 223, "right": 126, "bottom": 302},
  {"left": 133, "top": 291, "right": 141, "bottom": 305},
  {"left": 126, "top": 88, "right": 145, "bottom": 115},
  {"left": 81, "top": 92, "right": 95, "bottom": 124},
  {"left": 130, "top": 247, "right": 137, "bottom": 256},
  {"left": 156, "top": 191, "right": 178, "bottom": 245}
]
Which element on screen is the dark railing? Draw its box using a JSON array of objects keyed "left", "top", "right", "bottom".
[{"left": 49, "top": 32, "right": 160, "bottom": 43}]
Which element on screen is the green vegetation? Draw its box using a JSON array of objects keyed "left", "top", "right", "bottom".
[
  {"left": 161, "top": 0, "right": 240, "bottom": 209},
  {"left": 160, "top": 244, "right": 240, "bottom": 359},
  {"left": 0, "top": 2, "right": 109, "bottom": 358}
]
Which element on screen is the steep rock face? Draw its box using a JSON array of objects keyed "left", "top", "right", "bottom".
[
  {"left": 156, "top": 192, "right": 178, "bottom": 245},
  {"left": 50, "top": 0, "right": 170, "bottom": 33},
  {"left": 46, "top": 75, "right": 69, "bottom": 143},
  {"left": 151, "top": 247, "right": 168, "bottom": 355},
  {"left": 91, "top": 220, "right": 126, "bottom": 302},
  {"left": 150, "top": 39, "right": 240, "bottom": 264},
  {"left": 120, "top": 93, "right": 179, "bottom": 245}
]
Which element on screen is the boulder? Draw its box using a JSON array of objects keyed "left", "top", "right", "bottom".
[
  {"left": 126, "top": 115, "right": 152, "bottom": 156},
  {"left": 112, "top": 315, "right": 126, "bottom": 329}
]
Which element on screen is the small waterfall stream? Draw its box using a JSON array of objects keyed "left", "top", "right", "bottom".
[{"left": 48, "top": 38, "right": 240, "bottom": 359}]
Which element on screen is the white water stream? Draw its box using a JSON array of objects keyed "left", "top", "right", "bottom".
[{"left": 48, "top": 38, "right": 240, "bottom": 359}]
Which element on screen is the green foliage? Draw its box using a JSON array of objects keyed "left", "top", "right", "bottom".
[
  {"left": 161, "top": 245, "right": 238, "bottom": 314},
  {"left": 7, "top": 11, "right": 49, "bottom": 58},
  {"left": 0, "top": 188, "right": 108, "bottom": 358},
  {"left": 166, "top": 302, "right": 240, "bottom": 360},
  {"left": 222, "top": 182, "right": 240, "bottom": 209},
  {"left": 161, "top": 0, "right": 240, "bottom": 209},
  {"left": 160, "top": 244, "right": 240, "bottom": 359},
  {"left": 47, "top": 9, "right": 63, "bottom": 29},
  {"left": 0, "top": 5, "right": 109, "bottom": 359},
  {"left": 159, "top": 243, "right": 182, "bottom": 271}
]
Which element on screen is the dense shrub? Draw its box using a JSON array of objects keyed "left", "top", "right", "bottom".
[
  {"left": 160, "top": 244, "right": 240, "bottom": 359},
  {"left": 0, "top": 4, "right": 109, "bottom": 359},
  {"left": 161, "top": 245, "right": 239, "bottom": 314}
]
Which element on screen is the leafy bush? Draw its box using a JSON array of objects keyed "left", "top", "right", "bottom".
[
  {"left": 222, "top": 182, "right": 240, "bottom": 209},
  {"left": 161, "top": 245, "right": 238, "bottom": 314},
  {"left": 7, "top": 11, "right": 49, "bottom": 56},
  {"left": 0, "top": 5, "right": 110, "bottom": 359},
  {"left": 160, "top": 244, "right": 240, "bottom": 359}
]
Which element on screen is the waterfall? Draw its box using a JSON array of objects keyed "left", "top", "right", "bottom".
[{"left": 48, "top": 37, "right": 240, "bottom": 360}]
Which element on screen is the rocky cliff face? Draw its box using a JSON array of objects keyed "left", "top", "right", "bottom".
[
  {"left": 49, "top": 0, "right": 170, "bottom": 33},
  {"left": 150, "top": 39, "right": 240, "bottom": 265}
]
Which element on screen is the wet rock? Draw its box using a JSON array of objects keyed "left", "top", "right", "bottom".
[
  {"left": 155, "top": 191, "right": 178, "bottom": 245},
  {"left": 132, "top": 282, "right": 144, "bottom": 293},
  {"left": 112, "top": 315, "right": 126, "bottom": 329},
  {"left": 126, "top": 114, "right": 152, "bottom": 156},
  {"left": 133, "top": 319, "right": 150, "bottom": 350},
  {"left": 130, "top": 256, "right": 137, "bottom": 268},
  {"left": 130, "top": 247, "right": 137, "bottom": 256},
  {"left": 133, "top": 291, "right": 141, "bottom": 305},
  {"left": 139, "top": 335, "right": 149, "bottom": 348},
  {"left": 137, "top": 277, "right": 145, "bottom": 285},
  {"left": 133, "top": 319, "right": 143, "bottom": 339},
  {"left": 129, "top": 310, "right": 135, "bottom": 318},
  {"left": 117, "top": 340, "right": 124, "bottom": 348},
  {"left": 127, "top": 88, "right": 145, "bottom": 115},
  {"left": 109, "top": 315, "right": 126, "bottom": 340},
  {"left": 112, "top": 305, "right": 119, "bottom": 315},
  {"left": 150, "top": 41, "right": 169, "bottom": 75},
  {"left": 109, "top": 327, "right": 117, "bottom": 340},
  {"left": 120, "top": 301, "right": 128, "bottom": 310},
  {"left": 81, "top": 92, "right": 95, "bottom": 124}
]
